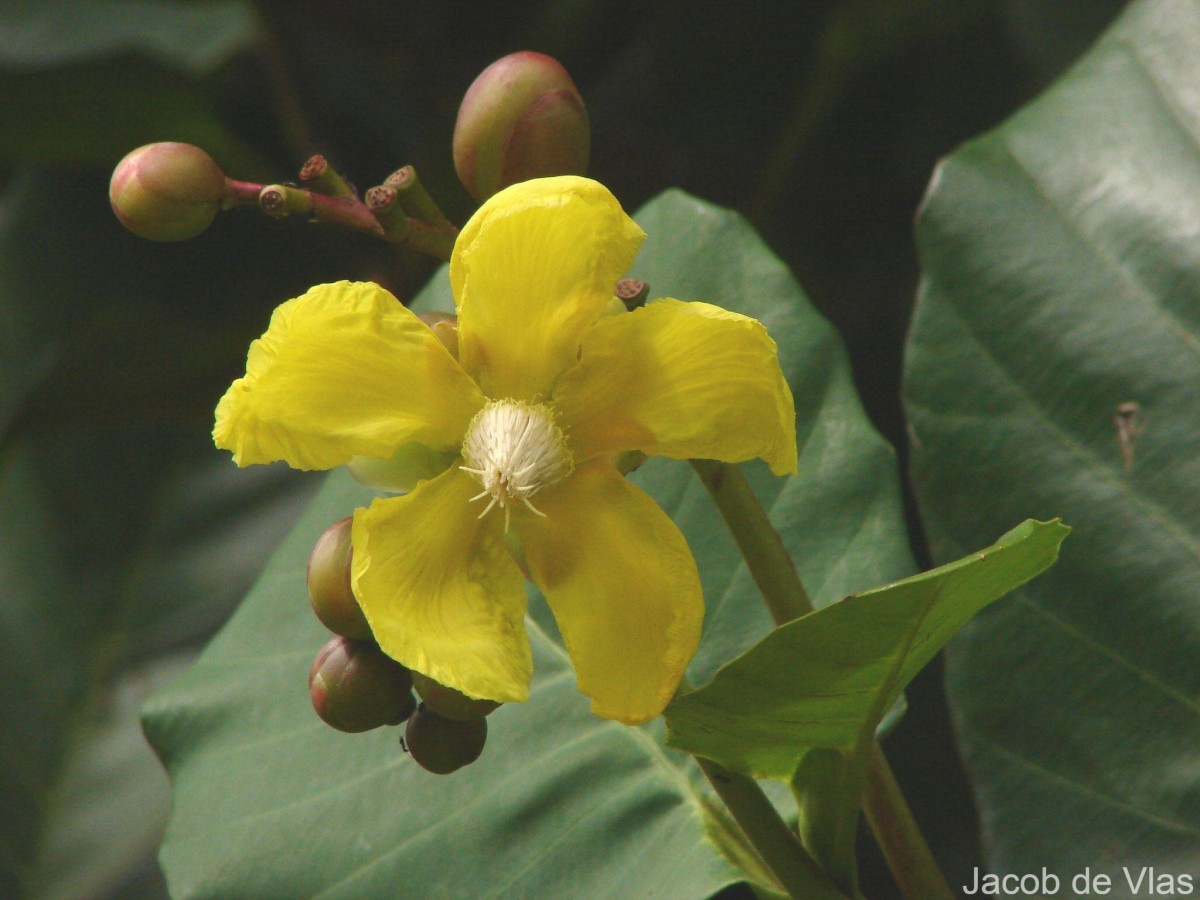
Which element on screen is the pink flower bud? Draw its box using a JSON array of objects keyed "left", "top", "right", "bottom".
[
  {"left": 309, "top": 636, "right": 416, "bottom": 733},
  {"left": 453, "top": 52, "right": 590, "bottom": 201},
  {"left": 403, "top": 703, "right": 487, "bottom": 774},
  {"left": 109, "top": 142, "right": 226, "bottom": 241}
]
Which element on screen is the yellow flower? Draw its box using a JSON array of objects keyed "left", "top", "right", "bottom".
[{"left": 214, "top": 176, "right": 796, "bottom": 725}]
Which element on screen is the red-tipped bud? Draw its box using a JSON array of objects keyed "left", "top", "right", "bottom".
[
  {"left": 307, "top": 517, "right": 372, "bottom": 640},
  {"left": 412, "top": 671, "right": 500, "bottom": 721},
  {"left": 309, "top": 637, "right": 416, "bottom": 733},
  {"left": 453, "top": 52, "right": 589, "bottom": 201},
  {"left": 109, "top": 142, "right": 227, "bottom": 241},
  {"left": 403, "top": 703, "right": 488, "bottom": 774}
]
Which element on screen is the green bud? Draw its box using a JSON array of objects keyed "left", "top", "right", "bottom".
[
  {"left": 307, "top": 517, "right": 372, "bottom": 640},
  {"left": 411, "top": 671, "right": 500, "bottom": 721},
  {"left": 403, "top": 703, "right": 487, "bottom": 775},
  {"left": 309, "top": 636, "right": 416, "bottom": 733},
  {"left": 109, "top": 142, "right": 226, "bottom": 241},
  {"left": 453, "top": 51, "right": 589, "bottom": 201}
]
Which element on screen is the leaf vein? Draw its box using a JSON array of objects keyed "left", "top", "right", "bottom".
[
  {"left": 1012, "top": 592, "right": 1200, "bottom": 715},
  {"left": 937, "top": 295, "right": 1200, "bottom": 564},
  {"left": 999, "top": 137, "right": 1200, "bottom": 358},
  {"left": 972, "top": 733, "right": 1200, "bottom": 838}
]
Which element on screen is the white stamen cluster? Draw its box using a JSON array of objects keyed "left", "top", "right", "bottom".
[{"left": 461, "top": 399, "right": 574, "bottom": 529}]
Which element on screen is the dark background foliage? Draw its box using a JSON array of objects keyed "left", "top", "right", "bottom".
[{"left": 0, "top": 1, "right": 1126, "bottom": 897}]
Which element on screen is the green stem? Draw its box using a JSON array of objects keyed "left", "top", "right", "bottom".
[
  {"left": 403, "top": 219, "right": 457, "bottom": 262},
  {"left": 365, "top": 185, "right": 412, "bottom": 242},
  {"left": 696, "top": 758, "right": 847, "bottom": 900},
  {"left": 861, "top": 744, "right": 955, "bottom": 900},
  {"left": 690, "top": 459, "right": 812, "bottom": 621},
  {"left": 363, "top": 184, "right": 457, "bottom": 262},
  {"left": 384, "top": 165, "right": 454, "bottom": 228},
  {"left": 691, "top": 459, "right": 951, "bottom": 900},
  {"left": 300, "top": 155, "right": 359, "bottom": 201}
]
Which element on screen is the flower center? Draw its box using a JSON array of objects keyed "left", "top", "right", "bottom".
[{"left": 460, "top": 399, "right": 574, "bottom": 528}]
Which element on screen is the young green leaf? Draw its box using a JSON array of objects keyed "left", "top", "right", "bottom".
[{"left": 664, "top": 519, "right": 1069, "bottom": 779}]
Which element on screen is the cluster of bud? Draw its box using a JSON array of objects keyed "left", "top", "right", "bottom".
[
  {"left": 305, "top": 515, "right": 497, "bottom": 774},
  {"left": 109, "top": 52, "right": 591, "bottom": 252}
]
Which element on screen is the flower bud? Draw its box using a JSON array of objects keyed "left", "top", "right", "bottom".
[
  {"left": 403, "top": 703, "right": 487, "bottom": 774},
  {"left": 309, "top": 636, "right": 416, "bottom": 732},
  {"left": 412, "top": 671, "right": 500, "bottom": 721},
  {"left": 109, "top": 142, "right": 227, "bottom": 241},
  {"left": 307, "top": 517, "right": 372, "bottom": 640},
  {"left": 453, "top": 52, "right": 589, "bottom": 201}
]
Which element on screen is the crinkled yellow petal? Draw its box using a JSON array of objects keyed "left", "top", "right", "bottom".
[
  {"left": 214, "top": 281, "right": 484, "bottom": 470},
  {"left": 554, "top": 299, "right": 798, "bottom": 476},
  {"left": 351, "top": 467, "right": 532, "bottom": 703},
  {"left": 451, "top": 176, "right": 646, "bottom": 400},
  {"left": 515, "top": 459, "right": 703, "bottom": 724}
]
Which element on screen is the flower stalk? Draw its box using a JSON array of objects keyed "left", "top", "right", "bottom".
[
  {"left": 690, "top": 459, "right": 812, "bottom": 622},
  {"left": 222, "top": 177, "right": 267, "bottom": 209},
  {"left": 384, "top": 165, "right": 453, "bottom": 229},
  {"left": 862, "top": 743, "right": 955, "bottom": 900},
  {"left": 364, "top": 184, "right": 456, "bottom": 261},
  {"left": 369, "top": 166, "right": 459, "bottom": 261},
  {"left": 300, "top": 154, "right": 359, "bottom": 200},
  {"left": 696, "top": 757, "right": 847, "bottom": 900},
  {"left": 691, "top": 459, "right": 953, "bottom": 900},
  {"left": 364, "top": 186, "right": 412, "bottom": 242},
  {"left": 257, "top": 183, "right": 385, "bottom": 237}
]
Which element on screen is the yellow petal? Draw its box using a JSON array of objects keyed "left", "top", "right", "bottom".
[
  {"left": 515, "top": 460, "right": 703, "bottom": 724},
  {"left": 351, "top": 467, "right": 532, "bottom": 703},
  {"left": 554, "top": 299, "right": 798, "bottom": 476},
  {"left": 214, "top": 281, "right": 484, "bottom": 469},
  {"left": 451, "top": 176, "right": 646, "bottom": 400}
]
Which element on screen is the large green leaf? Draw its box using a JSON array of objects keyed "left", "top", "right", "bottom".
[
  {"left": 143, "top": 188, "right": 916, "bottom": 898},
  {"left": 905, "top": 0, "right": 1200, "bottom": 883},
  {"left": 665, "top": 519, "right": 1067, "bottom": 780}
]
